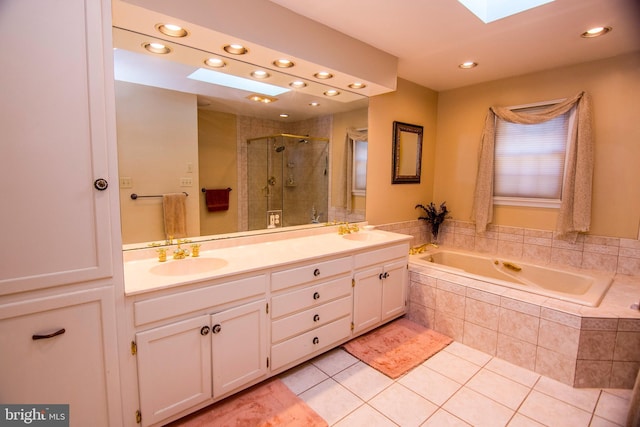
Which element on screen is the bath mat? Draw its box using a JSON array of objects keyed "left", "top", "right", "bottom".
[
  {"left": 167, "top": 378, "right": 327, "bottom": 427},
  {"left": 343, "top": 318, "right": 453, "bottom": 379}
]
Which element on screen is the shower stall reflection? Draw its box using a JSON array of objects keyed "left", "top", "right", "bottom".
[{"left": 247, "top": 134, "right": 329, "bottom": 230}]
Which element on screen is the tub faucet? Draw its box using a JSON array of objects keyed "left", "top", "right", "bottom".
[{"left": 502, "top": 261, "right": 522, "bottom": 272}]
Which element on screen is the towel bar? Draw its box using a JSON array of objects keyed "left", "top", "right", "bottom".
[
  {"left": 130, "top": 192, "right": 188, "bottom": 200},
  {"left": 201, "top": 187, "right": 232, "bottom": 193}
]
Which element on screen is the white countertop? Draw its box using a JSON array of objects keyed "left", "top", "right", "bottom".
[{"left": 124, "top": 230, "right": 411, "bottom": 295}]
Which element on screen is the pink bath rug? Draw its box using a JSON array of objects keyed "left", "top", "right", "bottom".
[
  {"left": 167, "top": 378, "right": 327, "bottom": 427},
  {"left": 343, "top": 318, "right": 453, "bottom": 379}
]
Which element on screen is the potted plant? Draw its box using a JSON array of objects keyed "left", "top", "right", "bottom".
[{"left": 415, "top": 201, "right": 450, "bottom": 243}]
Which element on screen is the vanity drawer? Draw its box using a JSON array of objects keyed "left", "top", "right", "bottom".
[
  {"left": 271, "top": 296, "right": 351, "bottom": 343},
  {"left": 353, "top": 244, "right": 408, "bottom": 269},
  {"left": 270, "top": 275, "right": 351, "bottom": 319},
  {"left": 271, "top": 256, "right": 352, "bottom": 292},
  {"left": 270, "top": 316, "right": 351, "bottom": 371},
  {"left": 134, "top": 275, "right": 267, "bottom": 326}
]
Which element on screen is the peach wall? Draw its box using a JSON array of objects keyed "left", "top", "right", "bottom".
[
  {"left": 433, "top": 52, "right": 640, "bottom": 239},
  {"left": 367, "top": 78, "right": 439, "bottom": 225},
  {"left": 115, "top": 81, "right": 200, "bottom": 244}
]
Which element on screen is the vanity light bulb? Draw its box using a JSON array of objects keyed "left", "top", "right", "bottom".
[
  {"left": 290, "top": 81, "right": 307, "bottom": 89},
  {"left": 251, "top": 70, "right": 270, "bottom": 79},
  {"left": 205, "top": 57, "right": 225, "bottom": 68}
]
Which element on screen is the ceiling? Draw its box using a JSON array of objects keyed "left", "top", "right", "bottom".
[{"left": 268, "top": 0, "right": 640, "bottom": 91}]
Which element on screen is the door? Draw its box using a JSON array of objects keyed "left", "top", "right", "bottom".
[
  {"left": 136, "top": 315, "right": 212, "bottom": 426},
  {"left": 352, "top": 266, "right": 383, "bottom": 334},
  {"left": 381, "top": 260, "right": 408, "bottom": 320},
  {"left": 211, "top": 299, "right": 268, "bottom": 397}
]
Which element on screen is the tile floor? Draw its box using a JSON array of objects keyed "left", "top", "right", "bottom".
[{"left": 279, "top": 342, "right": 633, "bottom": 426}]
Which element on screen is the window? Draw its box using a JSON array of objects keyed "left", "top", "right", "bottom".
[
  {"left": 493, "top": 101, "right": 576, "bottom": 208},
  {"left": 352, "top": 139, "right": 367, "bottom": 196}
]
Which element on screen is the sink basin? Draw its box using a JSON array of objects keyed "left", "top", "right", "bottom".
[
  {"left": 150, "top": 257, "right": 228, "bottom": 276},
  {"left": 342, "top": 232, "right": 382, "bottom": 242}
]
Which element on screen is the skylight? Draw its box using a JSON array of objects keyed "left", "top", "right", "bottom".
[
  {"left": 458, "top": 0, "right": 554, "bottom": 23},
  {"left": 188, "top": 68, "right": 289, "bottom": 96}
]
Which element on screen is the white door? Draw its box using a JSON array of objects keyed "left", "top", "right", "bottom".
[
  {"left": 136, "top": 315, "right": 212, "bottom": 427},
  {"left": 381, "top": 260, "right": 408, "bottom": 320},
  {"left": 0, "top": 0, "right": 116, "bottom": 295},
  {"left": 352, "top": 267, "right": 383, "bottom": 334},
  {"left": 211, "top": 299, "right": 268, "bottom": 397}
]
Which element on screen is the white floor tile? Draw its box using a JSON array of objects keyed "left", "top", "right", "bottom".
[
  {"left": 594, "top": 391, "right": 631, "bottom": 426},
  {"left": 444, "top": 341, "right": 493, "bottom": 366},
  {"left": 466, "top": 369, "right": 531, "bottom": 410},
  {"left": 484, "top": 357, "right": 540, "bottom": 387},
  {"left": 369, "top": 383, "right": 438, "bottom": 427},
  {"left": 333, "top": 404, "right": 397, "bottom": 427},
  {"left": 333, "top": 361, "right": 394, "bottom": 401},
  {"left": 518, "top": 390, "right": 593, "bottom": 426},
  {"left": 298, "top": 378, "right": 364, "bottom": 425},
  {"left": 506, "top": 413, "right": 545, "bottom": 427},
  {"left": 398, "top": 365, "right": 461, "bottom": 406},
  {"left": 534, "top": 375, "right": 601, "bottom": 412},
  {"left": 311, "top": 348, "right": 359, "bottom": 377},
  {"left": 444, "top": 387, "right": 514, "bottom": 427},
  {"left": 421, "top": 409, "right": 472, "bottom": 426},
  {"left": 422, "top": 351, "right": 482, "bottom": 384},
  {"left": 278, "top": 362, "right": 329, "bottom": 395}
]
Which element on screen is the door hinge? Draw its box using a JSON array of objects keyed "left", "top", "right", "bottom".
[
  {"left": 135, "top": 409, "right": 142, "bottom": 424},
  {"left": 266, "top": 303, "right": 269, "bottom": 314},
  {"left": 130, "top": 340, "right": 137, "bottom": 356},
  {"left": 351, "top": 278, "right": 355, "bottom": 287},
  {"left": 350, "top": 322, "right": 354, "bottom": 331}
]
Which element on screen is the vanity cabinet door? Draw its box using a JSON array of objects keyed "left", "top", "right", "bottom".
[
  {"left": 381, "top": 259, "right": 408, "bottom": 321},
  {"left": 0, "top": 287, "right": 120, "bottom": 427},
  {"left": 211, "top": 299, "right": 268, "bottom": 397},
  {"left": 352, "top": 266, "right": 383, "bottom": 334},
  {"left": 0, "top": 0, "right": 117, "bottom": 295},
  {"left": 136, "top": 315, "right": 212, "bottom": 427}
]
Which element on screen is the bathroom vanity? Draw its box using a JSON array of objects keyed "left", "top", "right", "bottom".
[{"left": 122, "top": 230, "right": 410, "bottom": 426}]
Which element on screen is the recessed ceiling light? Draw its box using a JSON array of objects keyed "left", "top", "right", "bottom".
[
  {"left": 280, "top": 113, "right": 290, "bottom": 118},
  {"left": 324, "top": 89, "right": 340, "bottom": 97},
  {"left": 314, "top": 71, "right": 333, "bottom": 79},
  {"left": 204, "top": 57, "right": 225, "bottom": 68},
  {"left": 581, "top": 26, "right": 612, "bottom": 38},
  {"left": 289, "top": 81, "right": 307, "bottom": 89},
  {"left": 143, "top": 42, "right": 171, "bottom": 54},
  {"left": 459, "top": 61, "right": 478, "bottom": 69},
  {"left": 309, "top": 102, "right": 320, "bottom": 107},
  {"left": 247, "top": 94, "right": 277, "bottom": 104},
  {"left": 155, "top": 23, "right": 188, "bottom": 38},
  {"left": 224, "top": 44, "right": 248, "bottom": 55},
  {"left": 188, "top": 68, "right": 289, "bottom": 96},
  {"left": 251, "top": 70, "right": 270, "bottom": 79},
  {"left": 349, "top": 82, "right": 367, "bottom": 89},
  {"left": 273, "top": 59, "right": 294, "bottom": 68}
]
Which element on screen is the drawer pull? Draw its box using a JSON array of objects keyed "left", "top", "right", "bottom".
[
  {"left": 200, "top": 326, "right": 210, "bottom": 336},
  {"left": 313, "top": 292, "right": 320, "bottom": 300},
  {"left": 212, "top": 324, "right": 222, "bottom": 334},
  {"left": 313, "top": 314, "right": 320, "bottom": 322},
  {"left": 312, "top": 336, "right": 320, "bottom": 345},
  {"left": 32, "top": 328, "right": 66, "bottom": 341},
  {"left": 313, "top": 268, "right": 321, "bottom": 277}
]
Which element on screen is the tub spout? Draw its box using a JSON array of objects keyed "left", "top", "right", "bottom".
[{"left": 502, "top": 261, "right": 522, "bottom": 272}]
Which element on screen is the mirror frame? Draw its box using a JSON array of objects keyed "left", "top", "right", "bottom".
[{"left": 392, "top": 121, "right": 423, "bottom": 184}]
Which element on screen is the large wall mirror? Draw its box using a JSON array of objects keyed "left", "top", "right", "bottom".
[
  {"left": 392, "top": 121, "right": 423, "bottom": 184},
  {"left": 112, "top": 25, "right": 369, "bottom": 249}
]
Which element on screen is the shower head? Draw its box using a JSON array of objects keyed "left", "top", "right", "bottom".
[{"left": 275, "top": 145, "right": 285, "bottom": 152}]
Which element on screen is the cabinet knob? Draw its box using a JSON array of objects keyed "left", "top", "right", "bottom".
[
  {"left": 313, "top": 314, "right": 320, "bottom": 322},
  {"left": 93, "top": 178, "right": 109, "bottom": 191},
  {"left": 212, "top": 324, "right": 222, "bottom": 334},
  {"left": 384, "top": 272, "right": 390, "bottom": 279},
  {"left": 312, "top": 336, "right": 320, "bottom": 345},
  {"left": 313, "top": 291, "right": 320, "bottom": 300},
  {"left": 32, "top": 328, "right": 66, "bottom": 340},
  {"left": 379, "top": 273, "right": 384, "bottom": 280},
  {"left": 200, "top": 326, "right": 210, "bottom": 336},
  {"left": 313, "top": 268, "right": 321, "bottom": 277}
]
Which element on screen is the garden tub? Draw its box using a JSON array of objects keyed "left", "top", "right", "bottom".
[{"left": 409, "top": 248, "right": 613, "bottom": 307}]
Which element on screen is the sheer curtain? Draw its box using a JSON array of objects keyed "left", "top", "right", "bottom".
[{"left": 472, "top": 91, "right": 594, "bottom": 240}]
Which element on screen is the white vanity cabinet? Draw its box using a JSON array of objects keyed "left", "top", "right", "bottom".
[
  {"left": 270, "top": 257, "right": 353, "bottom": 371},
  {"left": 352, "top": 245, "right": 409, "bottom": 334},
  {"left": 132, "top": 275, "right": 268, "bottom": 426}
]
